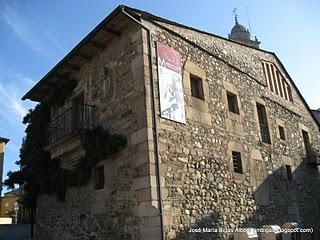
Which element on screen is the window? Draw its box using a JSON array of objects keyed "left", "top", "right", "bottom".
[
  {"left": 256, "top": 103, "right": 271, "bottom": 143},
  {"left": 227, "top": 92, "right": 239, "bottom": 114},
  {"left": 71, "top": 94, "right": 84, "bottom": 130},
  {"left": 4, "top": 202, "right": 9, "bottom": 208},
  {"left": 279, "top": 126, "right": 286, "bottom": 140},
  {"left": 285, "top": 165, "right": 292, "bottom": 181},
  {"left": 232, "top": 151, "right": 243, "bottom": 174},
  {"left": 94, "top": 166, "right": 105, "bottom": 190},
  {"left": 302, "top": 130, "right": 311, "bottom": 158},
  {"left": 262, "top": 61, "right": 293, "bottom": 102},
  {"left": 190, "top": 74, "right": 204, "bottom": 100}
]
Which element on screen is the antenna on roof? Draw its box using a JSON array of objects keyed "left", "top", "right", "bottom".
[{"left": 245, "top": 5, "right": 252, "bottom": 33}]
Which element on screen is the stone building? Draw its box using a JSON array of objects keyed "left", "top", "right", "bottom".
[
  {"left": 0, "top": 189, "right": 19, "bottom": 221},
  {"left": 228, "top": 15, "right": 260, "bottom": 49},
  {"left": 0, "top": 137, "right": 9, "bottom": 196},
  {"left": 311, "top": 109, "right": 320, "bottom": 125},
  {"left": 22, "top": 5, "right": 320, "bottom": 240}
]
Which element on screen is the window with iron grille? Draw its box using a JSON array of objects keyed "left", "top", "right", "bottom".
[
  {"left": 232, "top": 151, "right": 243, "bottom": 174},
  {"left": 47, "top": 103, "right": 96, "bottom": 145},
  {"left": 256, "top": 103, "right": 271, "bottom": 144},
  {"left": 279, "top": 126, "right": 286, "bottom": 140},
  {"left": 94, "top": 166, "right": 105, "bottom": 190},
  {"left": 190, "top": 74, "right": 204, "bottom": 100},
  {"left": 227, "top": 91, "right": 239, "bottom": 114}
]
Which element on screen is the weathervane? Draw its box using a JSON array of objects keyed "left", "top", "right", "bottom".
[{"left": 233, "top": 8, "right": 238, "bottom": 23}]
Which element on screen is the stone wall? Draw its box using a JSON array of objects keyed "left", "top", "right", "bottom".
[
  {"left": 0, "top": 193, "right": 19, "bottom": 218},
  {"left": 34, "top": 12, "right": 320, "bottom": 240},
  {"left": 36, "top": 23, "right": 161, "bottom": 240},
  {"left": 0, "top": 142, "right": 5, "bottom": 198},
  {"left": 142, "top": 19, "right": 320, "bottom": 239}
]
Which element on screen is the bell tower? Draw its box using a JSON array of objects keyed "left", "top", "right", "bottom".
[{"left": 228, "top": 8, "right": 260, "bottom": 49}]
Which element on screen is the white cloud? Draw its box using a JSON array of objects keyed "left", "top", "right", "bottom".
[
  {"left": 0, "top": 68, "right": 36, "bottom": 132},
  {"left": 10, "top": 96, "right": 27, "bottom": 118},
  {"left": 13, "top": 73, "right": 35, "bottom": 85},
  {"left": 0, "top": 70, "right": 35, "bottom": 183},
  {"left": 0, "top": 0, "right": 64, "bottom": 58},
  {"left": 0, "top": 83, "right": 27, "bottom": 119}
]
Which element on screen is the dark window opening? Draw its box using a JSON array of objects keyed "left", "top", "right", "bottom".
[
  {"left": 279, "top": 126, "right": 286, "bottom": 140},
  {"left": 232, "top": 151, "right": 243, "bottom": 174},
  {"left": 227, "top": 92, "right": 239, "bottom": 114},
  {"left": 94, "top": 166, "right": 105, "bottom": 190},
  {"left": 262, "top": 62, "right": 267, "bottom": 83},
  {"left": 282, "top": 78, "right": 289, "bottom": 100},
  {"left": 271, "top": 67, "right": 279, "bottom": 95},
  {"left": 190, "top": 74, "right": 204, "bottom": 100},
  {"left": 277, "top": 72, "right": 284, "bottom": 97},
  {"left": 71, "top": 94, "right": 84, "bottom": 131},
  {"left": 287, "top": 86, "right": 293, "bottom": 102},
  {"left": 256, "top": 103, "right": 271, "bottom": 144},
  {"left": 266, "top": 64, "right": 274, "bottom": 92},
  {"left": 302, "top": 130, "right": 311, "bottom": 159},
  {"left": 286, "top": 165, "right": 292, "bottom": 181}
]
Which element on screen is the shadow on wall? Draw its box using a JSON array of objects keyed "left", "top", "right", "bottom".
[
  {"left": 174, "top": 147, "right": 320, "bottom": 240},
  {"left": 174, "top": 211, "right": 223, "bottom": 240}
]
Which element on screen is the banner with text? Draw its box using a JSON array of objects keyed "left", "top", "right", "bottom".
[{"left": 157, "top": 42, "right": 186, "bottom": 123}]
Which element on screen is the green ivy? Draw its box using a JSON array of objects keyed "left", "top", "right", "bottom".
[
  {"left": 4, "top": 79, "right": 127, "bottom": 207},
  {"left": 51, "top": 127, "right": 127, "bottom": 201}
]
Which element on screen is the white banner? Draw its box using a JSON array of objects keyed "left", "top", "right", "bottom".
[{"left": 157, "top": 42, "right": 186, "bottom": 124}]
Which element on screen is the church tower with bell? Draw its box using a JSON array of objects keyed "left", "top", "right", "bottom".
[{"left": 228, "top": 9, "right": 260, "bottom": 49}]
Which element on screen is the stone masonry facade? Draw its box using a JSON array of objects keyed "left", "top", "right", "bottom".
[
  {"left": 36, "top": 22, "right": 161, "bottom": 240},
  {"left": 144, "top": 19, "right": 320, "bottom": 239},
  {"left": 26, "top": 6, "right": 320, "bottom": 240}
]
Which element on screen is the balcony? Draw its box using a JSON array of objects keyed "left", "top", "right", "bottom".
[{"left": 47, "top": 104, "right": 97, "bottom": 145}]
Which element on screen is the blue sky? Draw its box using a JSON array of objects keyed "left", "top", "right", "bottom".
[{"left": 0, "top": 0, "right": 319, "bottom": 193}]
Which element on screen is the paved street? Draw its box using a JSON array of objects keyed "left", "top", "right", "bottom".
[{"left": 0, "top": 224, "right": 32, "bottom": 240}]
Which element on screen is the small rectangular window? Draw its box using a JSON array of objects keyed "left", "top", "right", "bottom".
[
  {"left": 227, "top": 92, "right": 239, "bottom": 114},
  {"left": 279, "top": 126, "right": 286, "bottom": 140},
  {"left": 94, "top": 166, "right": 105, "bottom": 190},
  {"left": 302, "top": 130, "right": 311, "bottom": 158},
  {"left": 256, "top": 103, "right": 271, "bottom": 144},
  {"left": 285, "top": 165, "right": 292, "bottom": 181},
  {"left": 232, "top": 151, "right": 243, "bottom": 174},
  {"left": 190, "top": 74, "right": 204, "bottom": 100}
]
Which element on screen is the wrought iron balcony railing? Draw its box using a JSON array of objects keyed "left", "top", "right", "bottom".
[{"left": 47, "top": 104, "right": 96, "bottom": 145}]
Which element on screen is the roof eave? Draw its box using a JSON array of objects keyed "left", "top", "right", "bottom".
[
  {"left": 272, "top": 54, "right": 320, "bottom": 130},
  {"left": 0, "top": 137, "right": 10, "bottom": 144},
  {"left": 22, "top": 5, "right": 273, "bottom": 102},
  {"left": 124, "top": 6, "right": 273, "bottom": 54},
  {"left": 22, "top": 5, "right": 125, "bottom": 101}
]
